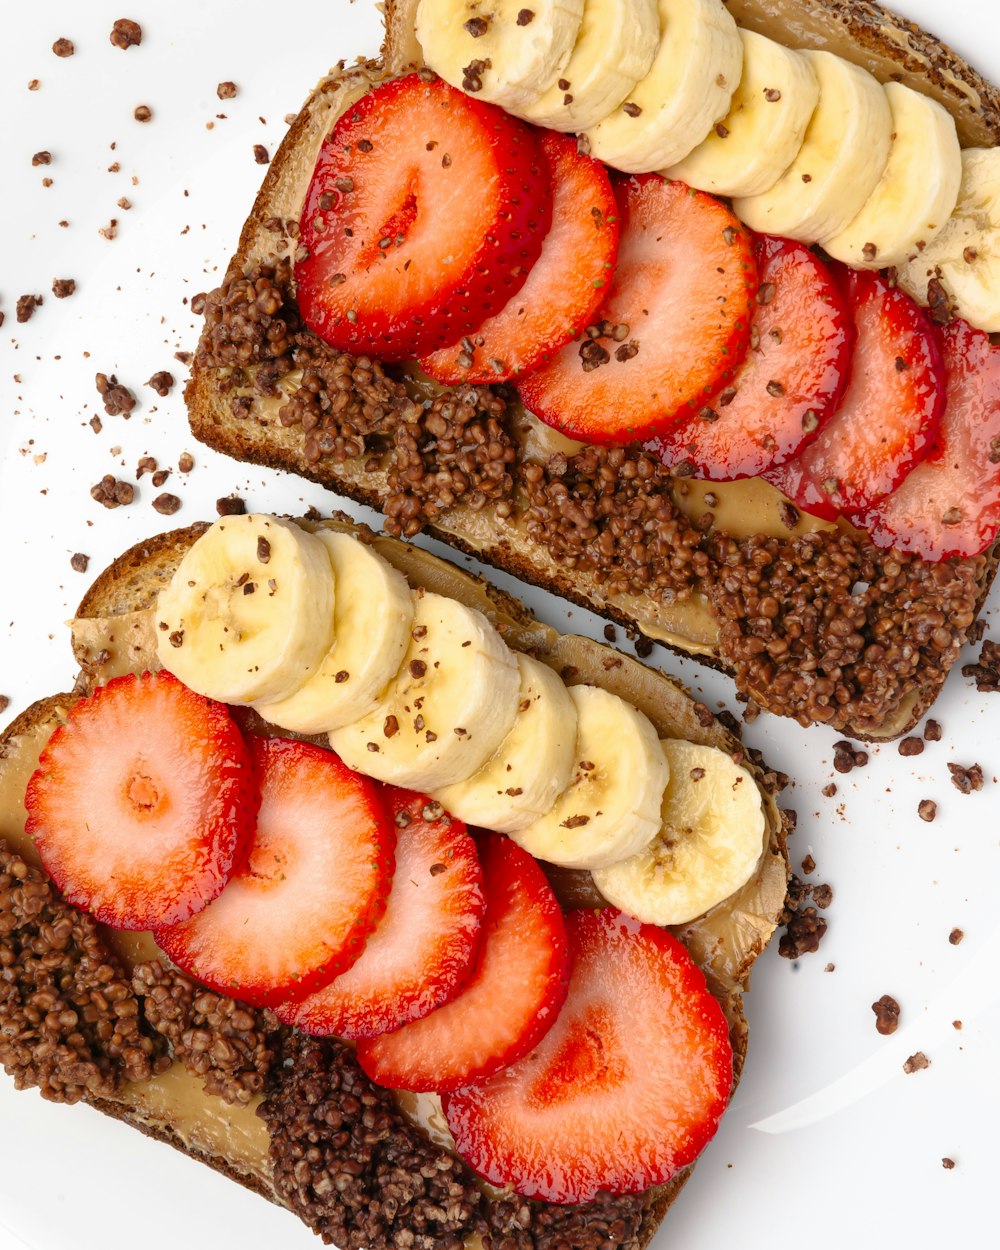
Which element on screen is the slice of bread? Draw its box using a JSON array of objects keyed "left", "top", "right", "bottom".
[
  {"left": 184, "top": 0, "right": 1000, "bottom": 742},
  {"left": 0, "top": 515, "right": 789, "bottom": 1249}
]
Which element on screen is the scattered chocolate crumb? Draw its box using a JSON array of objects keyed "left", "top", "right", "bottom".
[
  {"left": 918, "top": 798, "right": 937, "bottom": 822},
  {"left": 31, "top": 151, "right": 52, "bottom": 167},
  {"left": 16, "top": 295, "right": 41, "bottom": 323},
  {"left": 217, "top": 81, "right": 238, "bottom": 99},
  {"left": 779, "top": 906, "right": 827, "bottom": 958},
  {"left": 90, "top": 475, "right": 134, "bottom": 509},
  {"left": 151, "top": 469, "right": 169, "bottom": 488},
  {"left": 52, "top": 278, "right": 76, "bottom": 299},
  {"left": 133, "top": 104, "right": 152, "bottom": 123},
  {"left": 110, "top": 18, "right": 142, "bottom": 50},
  {"left": 98, "top": 218, "right": 119, "bottom": 240},
  {"left": 953, "top": 1020, "right": 963, "bottom": 1030},
  {"left": 903, "top": 1051, "right": 930, "bottom": 1074},
  {"left": 942, "top": 1158, "right": 956, "bottom": 1170},
  {"left": 961, "top": 639, "right": 1000, "bottom": 692},
  {"left": 70, "top": 552, "right": 90, "bottom": 573},
  {"left": 89, "top": 415, "right": 102, "bottom": 434},
  {"left": 177, "top": 451, "right": 195, "bottom": 473},
  {"left": 811, "top": 883, "right": 833, "bottom": 909},
  {"left": 216, "top": 495, "right": 246, "bottom": 516},
  {"left": 898, "top": 736, "right": 924, "bottom": 757},
  {"left": 28, "top": 79, "right": 40, "bottom": 91},
  {"left": 924, "top": 719, "right": 943, "bottom": 742},
  {"left": 146, "top": 370, "right": 174, "bottom": 396},
  {"left": 949, "top": 927, "right": 964, "bottom": 945},
  {"left": 95, "top": 372, "right": 136, "bottom": 417},
  {"left": 872, "top": 994, "right": 901, "bottom": 1035},
  {"left": 821, "top": 782, "right": 838, "bottom": 797},
  {"left": 52, "top": 37, "right": 75, "bottom": 57},
  {"left": 516, "top": 8, "right": 534, "bottom": 24},
  {"left": 152, "top": 492, "right": 181, "bottom": 516},
  {"left": 947, "top": 762, "right": 984, "bottom": 794},
  {"left": 463, "top": 15, "right": 489, "bottom": 35},
  {"left": 801, "top": 854, "right": 816, "bottom": 875},
  {"left": 0, "top": 696, "right": 9, "bottom": 715},
  {"left": 253, "top": 144, "right": 270, "bottom": 165}
]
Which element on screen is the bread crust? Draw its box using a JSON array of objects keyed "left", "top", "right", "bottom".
[{"left": 1, "top": 515, "right": 789, "bottom": 1250}]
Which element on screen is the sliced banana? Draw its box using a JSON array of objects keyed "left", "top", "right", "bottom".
[
  {"left": 733, "top": 50, "right": 893, "bottom": 244},
  {"left": 415, "top": 0, "right": 585, "bottom": 112},
  {"left": 593, "top": 739, "right": 765, "bottom": 925},
  {"left": 823, "top": 82, "right": 962, "bottom": 269},
  {"left": 154, "top": 514, "right": 335, "bottom": 705},
  {"left": 897, "top": 147, "right": 1000, "bottom": 333},
  {"left": 254, "top": 533, "right": 414, "bottom": 734},
  {"left": 328, "top": 591, "right": 521, "bottom": 791},
  {"left": 514, "top": 0, "right": 660, "bottom": 133},
  {"left": 585, "top": 0, "right": 742, "bottom": 173},
  {"left": 433, "top": 652, "right": 578, "bottom": 833},
  {"left": 664, "top": 29, "right": 818, "bottom": 198},
  {"left": 511, "top": 684, "right": 668, "bottom": 870}
]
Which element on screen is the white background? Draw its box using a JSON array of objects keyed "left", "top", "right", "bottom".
[{"left": 1, "top": 2, "right": 998, "bottom": 1248}]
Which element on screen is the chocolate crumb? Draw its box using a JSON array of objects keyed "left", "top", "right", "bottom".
[
  {"left": 947, "top": 762, "right": 983, "bottom": 794},
  {"left": 16, "top": 294, "right": 41, "bottom": 323},
  {"left": 821, "top": 782, "right": 837, "bottom": 797},
  {"left": 95, "top": 372, "right": 136, "bottom": 417},
  {"left": 949, "top": 927, "right": 964, "bottom": 945},
  {"left": 942, "top": 1158, "right": 956, "bottom": 1170},
  {"left": 898, "top": 736, "right": 924, "bottom": 757},
  {"left": 516, "top": 8, "right": 534, "bottom": 24},
  {"left": 903, "top": 1051, "right": 930, "bottom": 1074},
  {"left": 133, "top": 104, "right": 152, "bottom": 123},
  {"left": 961, "top": 639, "right": 1000, "bottom": 692},
  {"left": 872, "top": 994, "right": 901, "bottom": 1035},
  {"left": 52, "top": 278, "right": 76, "bottom": 299},
  {"left": 216, "top": 495, "right": 246, "bottom": 516},
  {"left": 217, "top": 81, "right": 238, "bottom": 99},
  {"left": 152, "top": 492, "right": 181, "bottom": 516},
  {"left": 52, "top": 37, "right": 75, "bottom": 57},
  {"left": 90, "top": 475, "right": 135, "bottom": 508},
  {"left": 918, "top": 798, "right": 937, "bottom": 822},
  {"left": 110, "top": 19, "right": 142, "bottom": 49},
  {"left": 924, "top": 719, "right": 943, "bottom": 742},
  {"left": 146, "top": 370, "right": 174, "bottom": 396},
  {"left": 31, "top": 151, "right": 52, "bottom": 166},
  {"left": 70, "top": 552, "right": 90, "bottom": 573},
  {"left": 0, "top": 696, "right": 9, "bottom": 715},
  {"left": 801, "top": 854, "right": 816, "bottom": 874}
]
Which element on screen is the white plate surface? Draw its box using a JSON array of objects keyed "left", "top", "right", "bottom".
[{"left": 1, "top": 2, "right": 998, "bottom": 1247}]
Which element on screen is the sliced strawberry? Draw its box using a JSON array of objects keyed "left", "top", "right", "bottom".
[
  {"left": 355, "top": 832, "right": 569, "bottom": 1092},
  {"left": 516, "top": 175, "right": 757, "bottom": 445},
  {"left": 156, "top": 738, "right": 393, "bottom": 1008},
  {"left": 766, "top": 268, "right": 945, "bottom": 521},
  {"left": 295, "top": 73, "right": 551, "bottom": 361},
  {"left": 861, "top": 318, "right": 1000, "bottom": 559},
  {"left": 443, "top": 908, "right": 732, "bottom": 1205},
  {"left": 420, "top": 132, "right": 618, "bottom": 384},
  {"left": 646, "top": 235, "right": 851, "bottom": 480},
  {"left": 24, "top": 671, "right": 255, "bottom": 931},
  {"left": 275, "top": 788, "right": 485, "bottom": 1040}
]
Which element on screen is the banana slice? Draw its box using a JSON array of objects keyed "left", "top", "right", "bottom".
[
  {"left": 823, "top": 82, "right": 962, "bottom": 269},
  {"left": 433, "top": 652, "right": 578, "bottom": 832},
  {"left": 664, "top": 29, "right": 818, "bottom": 198},
  {"left": 514, "top": 0, "right": 660, "bottom": 133},
  {"left": 511, "top": 684, "right": 668, "bottom": 870},
  {"left": 585, "top": 0, "right": 742, "bottom": 174},
  {"left": 897, "top": 147, "right": 1000, "bottom": 333},
  {"left": 733, "top": 50, "right": 893, "bottom": 244},
  {"left": 592, "top": 739, "right": 765, "bottom": 925},
  {"left": 254, "top": 533, "right": 414, "bottom": 734},
  {"left": 415, "top": 0, "right": 585, "bottom": 112},
  {"left": 328, "top": 591, "right": 521, "bottom": 791},
  {"left": 154, "top": 514, "right": 335, "bottom": 705}
]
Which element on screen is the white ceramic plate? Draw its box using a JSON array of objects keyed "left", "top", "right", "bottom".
[{"left": 1, "top": 2, "right": 998, "bottom": 1247}]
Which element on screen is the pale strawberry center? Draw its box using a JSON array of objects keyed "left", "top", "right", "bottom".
[
  {"left": 126, "top": 770, "right": 163, "bottom": 816},
  {"left": 528, "top": 1003, "right": 627, "bottom": 1107}
]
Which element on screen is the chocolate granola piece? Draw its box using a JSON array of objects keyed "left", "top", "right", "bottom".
[
  {"left": 949, "top": 927, "right": 965, "bottom": 945},
  {"left": 253, "top": 143, "right": 270, "bottom": 165},
  {"left": 260, "top": 1033, "right": 490, "bottom": 1250},
  {"left": 52, "top": 37, "right": 75, "bottom": 56},
  {"left": 216, "top": 495, "right": 246, "bottom": 516},
  {"left": 133, "top": 961, "right": 282, "bottom": 1106},
  {"left": 133, "top": 104, "right": 152, "bottom": 122},
  {"left": 52, "top": 278, "right": 76, "bottom": 299},
  {"left": 177, "top": 451, "right": 195, "bottom": 473},
  {"left": 16, "top": 294, "right": 41, "bottom": 322},
  {"left": 918, "top": 798, "right": 938, "bottom": 822},
  {"left": 110, "top": 18, "right": 142, "bottom": 49},
  {"left": 91, "top": 474, "right": 135, "bottom": 508},
  {"left": 961, "top": 638, "right": 1000, "bottom": 692},
  {"left": 872, "top": 994, "right": 901, "bottom": 1035},
  {"left": 903, "top": 1051, "right": 930, "bottom": 1074},
  {"left": 947, "top": 762, "right": 984, "bottom": 794},
  {"left": 152, "top": 492, "right": 182, "bottom": 516},
  {"left": 217, "top": 80, "right": 238, "bottom": 99},
  {"left": 924, "top": 719, "right": 943, "bottom": 741},
  {"left": 95, "top": 371, "right": 137, "bottom": 417},
  {"left": 0, "top": 841, "right": 168, "bottom": 1103},
  {"left": 70, "top": 552, "right": 90, "bottom": 573}
]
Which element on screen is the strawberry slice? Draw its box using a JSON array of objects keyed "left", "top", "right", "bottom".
[
  {"left": 646, "top": 236, "right": 851, "bottom": 480},
  {"left": 443, "top": 908, "right": 732, "bottom": 1205},
  {"left": 355, "top": 832, "right": 569, "bottom": 1092},
  {"left": 862, "top": 318, "right": 1000, "bottom": 559},
  {"left": 766, "top": 268, "right": 945, "bottom": 521},
  {"left": 295, "top": 73, "right": 551, "bottom": 361},
  {"left": 24, "top": 671, "right": 255, "bottom": 931},
  {"left": 156, "top": 738, "right": 394, "bottom": 1008},
  {"left": 420, "top": 132, "right": 619, "bottom": 384},
  {"left": 275, "top": 788, "right": 485, "bottom": 1040},
  {"left": 516, "top": 175, "right": 757, "bottom": 445}
]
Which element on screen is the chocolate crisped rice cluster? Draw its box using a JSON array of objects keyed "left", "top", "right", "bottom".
[
  {"left": 0, "top": 841, "right": 168, "bottom": 1103},
  {"left": 132, "top": 960, "right": 282, "bottom": 1106},
  {"left": 385, "top": 385, "right": 517, "bottom": 539},
  {"left": 709, "top": 531, "right": 986, "bottom": 733},
  {"left": 488, "top": 1189, "right": 645, "bottom": 1250},
  {"left": 521, "top": 445, "right": 710, "bottom": 603},
  {"left": 260, "top": 1033, "right": 490, "bottom": 1250}
]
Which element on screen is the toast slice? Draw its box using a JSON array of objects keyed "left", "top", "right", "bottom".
[
  {"left": 184, "top": 0, "right": 1000, "bottom": 742},
  {"left": 0, "top": 515, "right": 789, "bottom": 1249}
]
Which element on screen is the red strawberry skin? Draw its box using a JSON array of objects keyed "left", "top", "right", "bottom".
[
  {"left": 420, "top": 132, "right": 619, "bottom": 384},
  {"left": 647, "top": 235, "right": 851, "bottom": 480},
  {"left": 443, "top": 908, "right": 733, "bottom": 1205},
  {"left": 295, "top": 73, "right": 551, "bottom": 361},
  {"left": 156, "top": 738, "right": 394, "bottom": 1008},
  {"left": 275, "top": 788, "right": 485, "bottom": 1040},
  {"left": 862, "top": 318, "right": 1000, "bottom": 559},
  {"left": 355, "top": 832, "right": 570, "bottom": 1093},
  {"left": 516, "top": 175, "right": 757, "bottom": 445},
  {"left": 25, "top": 671, "right": 256, "bottom": 931},
  {"left": 766, "top": 268, "right": 945, "bottom": 521}
]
